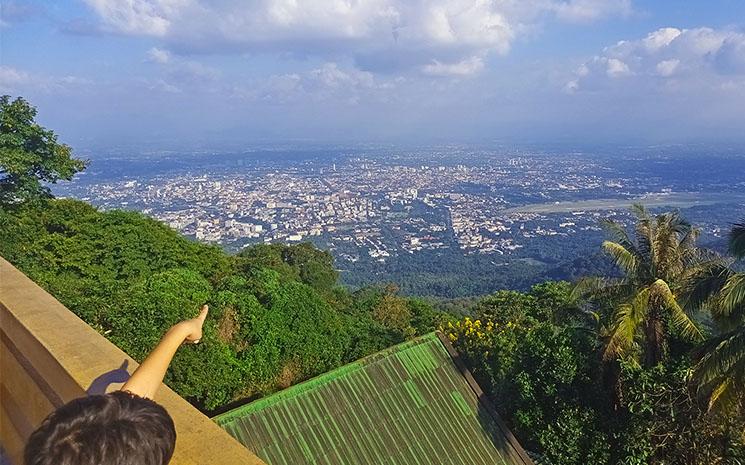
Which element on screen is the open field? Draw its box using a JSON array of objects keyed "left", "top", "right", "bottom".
[{"left": 503, "top": 192, "right": 745, "bottom": 214}]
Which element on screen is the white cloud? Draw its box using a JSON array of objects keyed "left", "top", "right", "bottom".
[
  {"left": 148, "top": 78, "right": 182, "bottom": 93},
  {"left": 169, "top": 60, "right": 219, "bottom": 83},
  {"left": 422, "top": 56, "right": 484, "bottom": 77},
  {"left": 84, "top": 0, "right": 181, "bottom": 35},
  {"left": 0, "top": 66, "right": 27, "bottom": 88},
  {"left": 716, "top": 36, "right": 745, "bottom": 74},
  {"left": 642, "top": 27, "right": 681, "bottom": 51},
  {"left": 606, "top": 58, "right": 630, "bottom": 77},
  {"left": 144, "top": 48, "right": 219, "bottom": 91},
  {"left": 147, "top": 47, "right": 171, "bottom": 64},
  {"left": 569, "top": 26, "right": 745, "bottom": 92},
  {"left": 237, "top": 62, "right": 394, "bottom": 105},
  {"left": 83, "top": 0, "right": 516, "bottom": 48},
  {"left": 0, "top": 66, "right": 92, "bottom": 93},
  {"left": 655, "top": 59, "right": 679, "bottom": 77},
  {"left": 84, "top": 0, "right": 632, "bottom": 75},
  {"left": 563, "top": 79, "right": 580, "bottom": 94},
  {"left": 309, "top": 63, "right": 375, "bottom": 89}
]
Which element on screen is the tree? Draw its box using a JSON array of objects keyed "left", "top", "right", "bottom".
[
  {"left": 372, "top": 283, "right": 415, "bottom": 337},
  {"left": 442, "top": 289, "right": 610, "bottom": 465},
  {"left": 237, "top": 242, "right": 338, "bottom": 293},
  {"left": 474, "top": 290, "right": 538, "bottom": 325},
  {"left": 407, "top": 297, "right": 444, "bottom": 335},
  {"left": 691, "top": 221, "right": 745, "bottom": 412},
  {"left": 619, "top": 360, "right": 744, "bottom": 464},
  {"left": 576, "top": 205, "right": 705, "bottom": 368},
  {"left": 0, "top": 96, "right": 87, "bottom": 205}
]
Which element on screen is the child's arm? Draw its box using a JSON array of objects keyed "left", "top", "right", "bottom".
[{"left": 121, "top": 305, "right": 209, "bottom": 399}]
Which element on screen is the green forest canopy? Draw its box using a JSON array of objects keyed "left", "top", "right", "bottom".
[{"left": 0, "top": 198, "right": 446, "bottom": 410}]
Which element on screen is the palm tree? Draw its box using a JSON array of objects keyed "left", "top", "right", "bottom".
[
  {"left": 691, "top": 222, "right": 745, "bottom": 412},
  {"left": 575, "top": 205, "right": 705, "bottom": 368}
]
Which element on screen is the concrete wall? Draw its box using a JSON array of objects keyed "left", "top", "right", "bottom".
[{"left": 0, "top": 258, "right": 264, "bottom": 465}]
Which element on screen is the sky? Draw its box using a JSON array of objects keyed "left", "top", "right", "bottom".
[{"left": 2, "top": 0, "right": 745, "bottom": 148}]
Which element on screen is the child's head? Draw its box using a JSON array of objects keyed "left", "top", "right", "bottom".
[{"left": 25, "top": 391, "right": 176, "bottom": 465}]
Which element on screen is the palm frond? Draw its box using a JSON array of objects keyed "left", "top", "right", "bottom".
[
  {"left": 600, "top": 219, "right": 639, "bottom": 255},
  {"left": 693, "top": 327, "right": 745, "bottom": 411},
  {"left": 630, "top": 203, "right": 650, "bottom": 222},
  {"left": 707, "top": 377, "right": 735, "bottom": 412},
  {"left": 603, "top": 306, "right": 634, "bottom": 361},
  {"left": 602, "top": 240, "right": 638, "bottom": 276},
  {"left": 729, "top": 221, "right": 745, "bottom": 259},
  {"left": 680, "top": 246, "right": 721, "bottom": 268},
  {"left": 719, "top": 273, "right": 745, "bottom": 322},
  {"left": 603, "top": 289, "right": 649, "bottom": 361},
  {"left": 667, "top": 210, "right": 692, "bottom": 235},
  {"left": 694, "top": 327, "right": 745, "bottom": 385},
  {"left": 650, "top": 279, "right": 703, "bottom": 341},
  {"left": 572, "top": 276, "right": 603, "bottom": 300},
  {"left": 678, "top": 259, "right": 731, "bottom": 311},
  {"left": 679, "top": 226, "right": 700, "bottom": 251},
  {"left": 652, "top": 214, "right": 686, "bottom": 280},
  {"left": 572, "top": 276, "right": 635, "bottom": 304},
  {"left": 632, "top": 205, "right": 653, "bottom": 265}
]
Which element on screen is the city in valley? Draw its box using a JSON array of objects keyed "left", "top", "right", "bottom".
[{"left": 57, "top": 146, "right": 745, "bottom": 296}]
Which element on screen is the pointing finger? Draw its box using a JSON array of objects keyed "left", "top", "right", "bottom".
[{"left": 198, "top": 304, "right": 209, "bottom": 322}]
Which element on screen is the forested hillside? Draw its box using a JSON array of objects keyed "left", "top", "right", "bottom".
[{"left": 0, "top": 199, "right": 446, "bottom": 410}]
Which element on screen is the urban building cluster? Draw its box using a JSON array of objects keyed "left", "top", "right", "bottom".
[{"left": 61, "top": 152, "right": 739, "bottom": 265}]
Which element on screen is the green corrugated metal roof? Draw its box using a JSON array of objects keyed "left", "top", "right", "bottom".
[{"left": 214, "top": 332, "right": 533, "bottom": 465}]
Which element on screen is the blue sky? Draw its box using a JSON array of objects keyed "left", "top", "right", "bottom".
[{"left": 2, "top": 0, "right": 745, "bottom": 148}]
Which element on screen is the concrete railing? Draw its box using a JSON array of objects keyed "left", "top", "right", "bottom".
[{"left": 0, "top": 257, "right": 265, "bottom": 465}]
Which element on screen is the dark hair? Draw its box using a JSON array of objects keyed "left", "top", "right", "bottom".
[{"left": 24, "top": 391, "right": 176, "bottom": 465}]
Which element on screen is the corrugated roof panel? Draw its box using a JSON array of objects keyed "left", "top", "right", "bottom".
[{"left": 215, "top": 332, "right": 532, "bottom": 465}]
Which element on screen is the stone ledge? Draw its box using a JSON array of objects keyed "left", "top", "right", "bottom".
[{"left": 0, "top": 257, "right": 264, "bottom": 465}]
